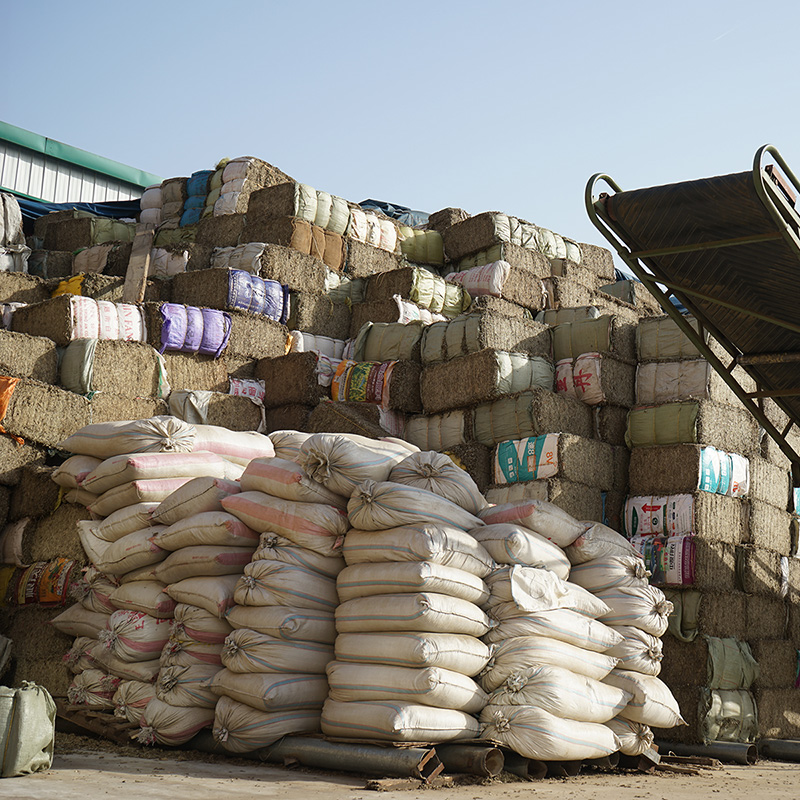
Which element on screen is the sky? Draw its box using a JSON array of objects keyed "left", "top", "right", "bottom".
[{"left": 4, "top": 0, "right": 800, "bottom": 263}]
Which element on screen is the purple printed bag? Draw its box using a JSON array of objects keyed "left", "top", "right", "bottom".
[
  {"left": 199, "top": 308, "right": 232, "bottom": 357},
  {"left": 159, "top": 303, "right": 188, "bottom": 353}
]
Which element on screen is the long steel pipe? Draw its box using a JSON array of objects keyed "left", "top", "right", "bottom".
[
  {"left": 655, "top": 740, "right": 757, "bottom": 765},
  {"left": 435, "top": 744, "right": 504, "bottom": 777},
  {"left": 502, "top": 751, "right": 547, "bottom": 780},
  {"left": 758, "top": 739, "right": 800, "bottom": 762}
]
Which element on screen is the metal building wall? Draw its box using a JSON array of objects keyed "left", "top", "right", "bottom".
[{"left": 0, "top": 140, "right": 142, "bottom": 203}]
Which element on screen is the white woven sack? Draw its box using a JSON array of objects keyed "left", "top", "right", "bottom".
[
  {"left": 445, "top": 260, "right": 510, "bottom": 297},
  {"left": 95, "top": 502, "right": 159, "bottom": 542},
  {"left": 289, "top": 331, "right": 346, "bottom": 359},
  {"left": 89, "top": 644, "right": 161, "bottom": 683},
  {"left": 387, "top": 451, "right": 487, "bottom": 515},
  {"left": 150, "top": 477, "right": 241, "bottom": 526},
  {"left": 233, "top": 561, "right": 338, "bottom": 612},
  {"left": 481, "top": 704, "right": 619, "bottom": 761},
  {"left": 478, "top": 499, "right": 585, "bottom": 547},
  {"left": 136, "top": 697, "right": 215, "bottom": 746},
  {"left": 51, "top": 604, "right": 110, "bottom": 638},
  {"left": 602, "top": 670, "right": 686, "bottom": 728},
  {"left": 222, "top": 491, "right": 349, "bottom": 556},
  {"left": 326, "top": 661, "right": 487, "bottom": 713},
  {"left": 469, "top": 524, "right": 570, "bottom": 579},
  {"left": 97, "top": 300, "right": 120, "bottom": 339},
  {"left": 64, "top": 637, "right": 99, "bottom": 674},
  {"left": 606, "top": 626, "right": 663, "bottom": 676},
  {"left": 113, "top": 681, "right": 155, "bottom": 724},
  {"left": 336, "top": 562, "right": 488, "bottom": 605},
  {"left": 191, "top": 425, "right": 275, "bottom": 466},
  {"left": 240, "top": 457, "right": 347, "bottom": 508},
  {"left": 489, "top": 664, "right": 631, "bottom": 723},
  {"left": 595, "top": 585, "right": 674, "bottom": 636},
  {"left": 156, "top": 664, "right": 219, "bottom": 708},
  {"left": 52, "top": 455, "right": 102, "bottom": 489},
  {"left": 209, "top": 670, "right": 328, "bottom": 711},
  {"left": 480, "top": 635, "right": 619, "bottom": 692},
  {"left": 252, "top": 534, "right": 345, "bottom": 579},
  {"left": 213, "top": 696, "right": 321, "bottom": 753},
  {"left": 58, "top": 416, "right": 196, "bottom": 459},
  {"left": 82, "top": 451, "right": 229, "bottom": 495},
  {"left": 605, "top": 717, "right": 655, "bottom": 756},
  {"left": 226, "top": 604, "right": 335, "bottom": 644},
  {"left": 300, "top": 433, "right": 411, "bottom": 496},
  {"left": 404, "top": 410, "right": 469, "bottom": 450},
  {"left": 140, "top": 186, "right": 163, "bottom": 210},
  {"left": 570, "top": 556, "right": 651, "bottom": 593},
  {"left": 483, "top": 608, "right": 624, "bottom": 653},
  {"left": 555, "top": 358, "right": 577, "bottom": 397},
  {"left": 171, "top": 603, "right": 233, "bottom": 644},
  {"left": 165, "top": 574, "right": 240, "bottom": 618},
  {"left": 152, "top": 511, "right": 258, "bottom": 552},
  {"left": 67, "top": 669, "right": 119, "bottom": 708},
  {"left": 321, "top": 698, "right": 480, "bottom": 742},
  {"left": 69, "top": 295, "right": 99, "bottom": 339},
  {"left": 221, "top": 629, "right": 333, "bottom": 674},
  {"left": 335, "top": 593, "right": 491, "bottom": 637},
  {"left": 94, "top": 528, "right": 167, "bottom": 576},
  {"left": 153, "top": 545, "right": 256, "bottom": 584},
  {"left": 98, "top": 610, "right": 171, "bottom": 663},
  {"left": 160, "top": 632, "right": 223, "bottom": 669},
  {"left": 342, "top": 525, "right": 494, "bottom": 578},
  {"left": 483, "top": 566, "right": 610, "bottom": 618},
  {"left": 89, "top": 478, "right": 193, "bottom": 517},
  {"left": 77, "top": 566, "right": 119, "bottom": 614},
  {"left": 348, "top": 480, "right": 483, "bottom": 532},
  {"left": 565, "top": 522, "right": 642, "bottom": 565},
  {"left": 109, "top": 581, "right": 176, "bottom": 619},
  {"left": 269, "top": 430, "right": 313, "bottom": 462},
  {"left": 335, "top": 632, "right": 490, "bottom": 676},
  {"left": 572, "top": 352, "right": 606, "bottom": 405}
]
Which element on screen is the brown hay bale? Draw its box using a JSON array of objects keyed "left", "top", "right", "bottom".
[
  {"left": 288, "top": 292, "right": 351, "bottom": 340},
  {"left": 0, "top": 485, "right": 8, "bottom": 528},
  {"left": 599, "top": 279, "right": 663, "bottom": 317},
  {"left": 4, "top": 378, "right": 90, "bottom": 447},
  {"left": 7, "top": 657, "right": 72, "bottom": 697},
  {"left": 789, "top": 558, "right": 800, "bottom": 605},
  {"left": 11, "top": 295, "right": 74, "bottom": 345},
  {"left": 629, "top": 444, "right": 717, "bottom": 496},
  {"left": 384, "top": 361, "right": 421, "bottom": 413},
  {"left": 592, "top": 405, "right": 629, "bottom": 446},
  {"left": 692, "top": 540, "right": 737, "bottom": 591},
  {"left": 225, "top": 355, "right": 257, "bottom": 380},
  {"left": 749, "top": 457, "right": 790, "bottom": 510},
  {"left": 258, "top": 244, "right": 327, "bottom": 292},
  {"left": 485, "top": 478, "right": 604, "bottom": 522},
  {"left": 788, "top": 602, "right": 800, "bottom": 646},
  {"left": 161, "top": 177, "right": 188, "bottom": 205},
  {"left": 549, "top": 259, "right": 604, "bottom": 290},
  {"left": 0, "top": 272, "right": 51, "bottom": 305},
  {"left": 323, "top": 231, "right": 346, "bottom": 272},
  {"left": 98, "top": 242, "right": 134, "bottom": 278},
  {"left": 442, "top": 442, "right": 491, "bottom": 494},
  {"left": 305, "top": 400, "right": 390, "bottom": 439},
  {"left": 42, "top": 218, "right": 136, "bottom": 253},
  {"left": 185, "top": 243, "right": 215, "bottom": 272},
  {"left": 470, "top": 295, "right": 535, "bottom": 320},
  {"left": 345, "top": 239, "right": 403, "bottom": 279},
  {"left": 749, "top": 639, "right": 797, "bottom": 689},
  {"left": 199, "top": 394, "right": 262, "bottom": 431},
  {"left": 28, "top": 250, "right": 73, "bottom": 279},
  {"left": 552, "top": 315, "right": 637, "bottom": 363},
  {"left": 753, "top": 688, "right": 800, "bottom": 738},
  {"left": 443, "top": 212, "right": 505, "bottom": 261},
  {"left": 543, "top": 277, "right": 595, "bottom": 310},
  {"left": 696, "top": 591, "right": 748, "bottom": 640},
  {"left": 611, "top": 446, "right": 630, "bottom": 493},
  {"left": 603, "top": 490, "right": 626, "bottom": 532},
  {"left": 659, "top": 636, "right": 708, "bottom": 689},
  {"left": 736, "top": 546, "right": 783, "bottom": 597},
  {"left": 310, "top": 225, "right": 326, "bottom": 264},
  {"left": 160, "top": 352, "right": 228, "bottom": 392},
  {"left": 9, "top": 466, "right": 60, "bottom": 520},
  {"left": 0, "top": 330, "right": 58, "bottom": 383},
  {"left": 455, "top": 242, "right": 550, "bottom": 277},
  {"left": 576, "top": 353, "right": 636, "bottom": 408},
  {"left": 20, "top": 503, "right": 91, "bottom": 563},
  {"left": 348, "top": 300, "right": 408, "bottom": 338},
  {"left": 426, "top": 207, "right": 470, "bottom": 235},
  {"left": 264, "top": 404, "right": 313, "bottom": 433},
  {"left": 196, "top": 213, "right": 245, "bottom": 248},
  {"left": 747, "top": 500, "right": 792, "bottom": 553},
  {"left": 577, "top": 243, "right": 616, "bottom": 281},
  {"left": 636, "top": 360, "right": 756, "bottom": 407},
  {"left": 240, "top": 215, "right": 312, "bottom": 254},
  {"left": 78, "top": 340, "right": 162, "bottom": 397},
  {"left": 746, "top": 595, "right": 788, "bottom": 641},
  {"left": 254, "top": 352, "right": 330, "bottom": 408},
  {"left": 637, "top": 315, "right": 732, "bottom": 363},
  {"left": 6, "top": 605, "right": 78, "bottom": 659},
  {"left": 228, "top": 313, "right": 287, "bottom": 361},
  {"left": 0, "top": 439, "right": 46, "bottom": 487},
  {"left": 652, "top": 685, "right": 700, "bottom": 744},
  {"left": 90, "top": 395, "right": 168, "bottom": 424}
]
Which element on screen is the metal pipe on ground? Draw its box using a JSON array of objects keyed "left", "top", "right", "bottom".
[
  {"left": 190, "top": 733, "right": 443, "bottom": 781},
  {"left": 584, "top": 752, "right": 620, "bottom": 770},
  {"left": 758, "top": 739, "right": 800, "bottom": 762},
  {"left": 436, "top": 744, "right": 504, "bottom": 777},
  {"left": 655, "top": 740, "right": 757, "bottom": 765},
  {"left": 545, "top": 760, "right": 583, "bottom": 777},
  {"left": 502, "top": 751, "right": 547, "bottom": 780}
]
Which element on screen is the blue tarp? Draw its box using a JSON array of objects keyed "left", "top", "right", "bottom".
[
  {"left": 10, "top": 193, "right": 141, "bottom": 236},
  {"left": 359, "top": 199, "right": 429, "bottom": 228}
]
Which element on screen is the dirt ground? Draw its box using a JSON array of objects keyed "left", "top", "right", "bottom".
[{"left": 2, "top": 734, "right": 799, "bottom": 800}]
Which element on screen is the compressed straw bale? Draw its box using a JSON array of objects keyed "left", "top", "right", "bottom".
[
  {"left": 198, "top": 393, "right": 262, "bottom": 431},
  {"left": 572, "top": 353, "right": 636, "bottom": 408},
  {"left": 691, "top": 540, "right": 737, "bottom": 591},
  {"left": 753, "top": 688, "right": 800, "bottom": 739},
  {"left": 64, "top": 340, "right": 162, "bottom": 397},
  {"left": 225, "top": 354, "right": 257, "bottom": 380},
  {"left": 599, "top": 279, "right": 664, "bottom": 316},
  {"left": 7, "top": 658, "right": 72, "bottom": 697},
  {"left": 611, "top": 446, "right": 630, "bottom": 493},
  {"left": 652, "top": 685, "right": 701, "bottom": 744},
  {"left": 749, "top": 457, "right": 790, "bottom": 510},
  {"left": 0, "top": 438, "right": 46, "bottom": 486},
  {"left": 75, "top": 274, "right": 165, "bottom": 303},
  {"left": 3, "top": 378, "right": 90, "bottom": 447},
  {"left": 5, "top": 605, "right": 73, "bottom": 659},
  {"left": 788, "top": 603, "right": 800, "bottom": 646},
  {"left": 443, "top": 443, "right": 492, "bottom": 494},
  {"left": 470, "top": 295, "right": 535, "bottom": 320},
  {"left": 216, "top": 159, "right": 293, "bottom": 215},
  {"left": 628, "top": 444, "right": 722, "bottom": 496},
  {"left": 185, "top": 243, "right": 215, "bottom": 272},
  {"left": 239, "top": 215, "right": 312, "bottom": 254},
  {"left": 490, "top": 267, "right": 549, "bottom": 312},
  {"left": 0, "top": 272, "right": 52, "bottom": 305},
  {"left": 42, "top": 217, "right": 133, "bottom": 252},
  {"left": 384, "top": 361, "right": 422, "bottom": 413},
  {"left": 0, "top": 330, "right": 58, "bottom": 383},
  {"left": 484, "top": 478, "right": 604, "bottom": 522},
  {"left": 576, "top": 243, "right": 616, "bottom": 282},
  {"left": 11, "top": 295, "right": 76, "bottom": 346},
  {"left": 348, "top": 300, "right": 414, "bottom": 338},
  {"left": 9, "top": 466, "right": 60, "bottom": 520},
  {"left": 749, "top": 639, "right": 797, "bottom": 689},
  {"left": 90, "top": 395, "right": 168, "bottom": 425},
  {"left": 543, "top": 276, "right": 595, "bottom": 310},
  {"left": 636, "top": 359, "right": 756, "bottom": 407},
  {"left": 549, "top": 259, "right": 605, "bottom": 290},
  {"left": 196, "top": 213, "right": 245, "bottom": 248},
  {"left": 245, "top": 181, "right": 309, "bottom": 219},
  {"left": 421, "top": 350, "right": 554, "bottom": 414},
  {"left": 15, "top": 503, "right": 91, "bottom": 563},
  {"left": 345, "top": 239, "right": 403, "bottom": 278},
  {"left": 427, "top": 207, "right": 470, "bottom": 236},
  {"left": 161, "top": 177, "right": 188, "bottom": 205},
  {"left": 323, "top": 231, "right": 346, "bottom": 272},
  {"left": 288, "top": 292, "right": 351, "bottom": 340},
  {"left": 736, "top": 546, "right": 783, "bottom": 598},
  {"left": 592, "top": 405, "right": 629, "bottom": 446},
  {"left": 404, "top": 409, "right": 472, "bottom": 451},
  {"left": 259, "top": 243, "right": 327, "bottom": 291},
  {"left": 747, "top": 500, "right": 792, "bottom": 553},
  {"left": 305, "top": 400, "right": 393, "bottom": 439},
  {"left": 353, "top": 321, "right": 424, "bottom": 363},
  {"left": 28, "top": 250, "right": 73, "bottom": 279},
  {"left": 760, "top": 429, "right": 800, "bottom": 470},
  {"left": 264, "top": 404, "right": 313, "bottom": 434},
  {"left": 473, "top": 388, "right": 594, "bottom": 447},
  {"left": 227, "top": 313, "right": 287, "bottom": 361},
  {"left": 626, "top": 401, "right": 760, "bottom": 457},
  {"left": 637, "top": 315, "right": 730, "bottom": 362},
  {"left": 552, "top": 315, "right": 636, "bottom": 364},
  {"left": 443, "top": 212, "right": 509, "bottom": 261},
  {"left": 604, "top": 490, "right": 626, "bottom": 531},
  {"left": 663, "top": 589, "right": 748, "bottom": 642},
  {"left": 746, "top": 595, "right": 788, "bottom": 641},
  {"left": 0, "top": 486, "right": 8, "bottom": 527},
  {"left": 159, "top": 352, "right": 228, "bottom": 393},
  {"left": 255, "top": 352, "right": 330, "bottom": 408},
  {"left": 455, "top": 242, "right": 551, "bottom": 277},
  {"left": 658, "top": 636, "right": 710, "bottom": 689},
  {"left": 95, "top": 242, "right": 134, "bottom": 278}
]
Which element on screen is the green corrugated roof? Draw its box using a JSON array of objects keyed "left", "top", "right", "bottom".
[{"left": 0, "top": 120, "right": 162, "bottom": 188}]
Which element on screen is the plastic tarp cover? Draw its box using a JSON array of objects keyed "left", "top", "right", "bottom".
[{"left": 359, "top": 199, "right": 429, "bottom": 228}]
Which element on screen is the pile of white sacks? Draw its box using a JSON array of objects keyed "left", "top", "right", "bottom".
[{"left": 50, "top": 416, "right": 683, "bottom": 760}]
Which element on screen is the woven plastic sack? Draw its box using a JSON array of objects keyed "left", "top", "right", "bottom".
[
  {"left": 565, "top": 522, "right": 642, "bottom": 565},
  {"left": 478, "top": 499, "right": 585, "bottom": 547},
  {"left": 165, "top": 574, "right": 241, "bottom": 618},
  {"left": 233, "top": 561, "right": 338, "bottom": 612},
  {"left": 160, "top": 632, "right": 223, "bottom": 669},
  {"left": 171, "top": 603, "right": 232, "bottom": 644},
  {"left": 113, "top": 680, "right": 155, "bottom": 724},
  {"left": 156, "top": 664, "right": 219, "bottom": 708},
  {"left": 191, "top": 425, "right": 275, "bottom": 466},
  {"left": 150, "top": 477, "right": 241, "bottom": 526},
  {"left": 606, "top": 626, "right": 664, "bottom": 676},
  {"left": 109, "top": 581, "right": 176, "bottom": 619},
  {"left": 0, "top": 683, "right": 56, "bottom": 777},
  {"left": 94, "top": 529, "right": 167, "bottom": 576},
  {"left": 252, "top": 534, "right": 345, "bottom": 579},
  {"left": 469, "top": 524, "right": 570, "bottom": 580},
  {"left": 570, "top": 555, "right": 652, "bottom": 593},
  {"left": 240, "top": 457, "right": 347, "bottom": 507},
  {"left": 595, "top": 585, "right": 674, "bottom": 636},
  {"left": 226, "top": 605, "right": 335, "bottom": 644},
  {"left": 605, "top": 717, "right": 655, "bottom": 756},
  {"left": 602, "top": 670, "right": 685, "bottom": 728},
  {"left": 136, "top": 697, "right": 214, "bottom": 746},
  {"left": 209, "top": 670, "right": 328, "bottom": 711},
  {"left": 51, "top": 604, "right": 110, "bottom": 638},
  {"left": 221, "top": 629, "right": 333, "bottom": 674},
  {"left": 98, "top": 610, "right": 172, "bottom": 663},
  {"left": 153, "top": 545, "right": 256, "bottom": 584},
  {"left": 67, "top": 670, "right": 120, "bottom": 709}
]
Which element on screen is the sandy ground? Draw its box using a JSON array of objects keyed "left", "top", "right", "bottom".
[{"left": 1, "top": 736, "right": 799, "bottom": 800}]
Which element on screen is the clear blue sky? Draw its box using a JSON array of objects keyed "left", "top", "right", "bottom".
[{"left": 4, "top": 1, "right": 798, "bottom": 258}]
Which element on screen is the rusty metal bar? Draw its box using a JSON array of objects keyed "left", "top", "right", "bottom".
[{"left": 738, "top": 352, "right": 800, "bottom": 366}]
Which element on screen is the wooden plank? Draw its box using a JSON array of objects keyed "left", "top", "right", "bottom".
[{"left": 122, "top": 222, "right": 156, "bottom": 303}]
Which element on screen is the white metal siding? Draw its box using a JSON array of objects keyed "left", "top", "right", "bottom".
[{"left": 0, "top": 141, "right": 141, "bottom": 202}]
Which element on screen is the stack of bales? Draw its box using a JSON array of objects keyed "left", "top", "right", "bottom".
[
  {"left": 180, "top": 170, "right": 217, "bottom": 228},
  {"left": 1, "top": 193, "right": 30, "bottom": 273},
  {"left": 139, "top": 184, "right": 163, "bottom": 227},
  {"left": 322, "top": 448, "right": 492, "bottom": 742}
]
